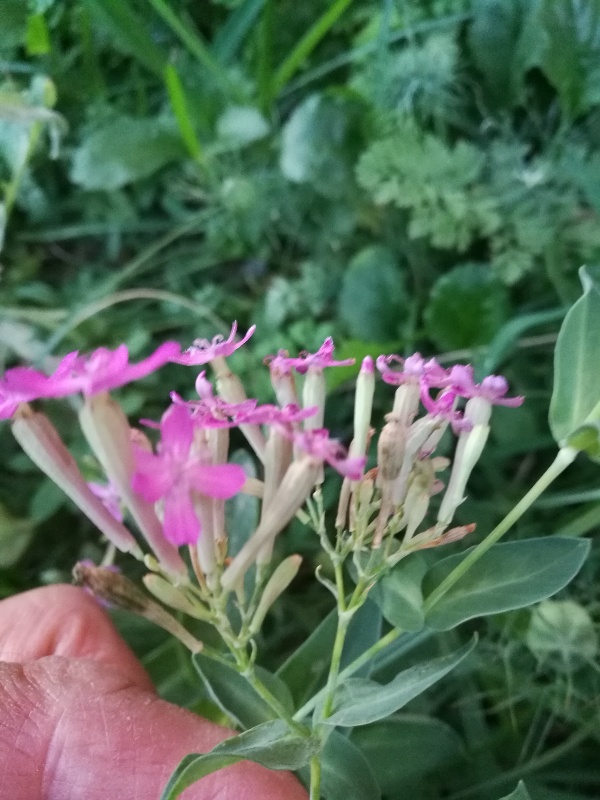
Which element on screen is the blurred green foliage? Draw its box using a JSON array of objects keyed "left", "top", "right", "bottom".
[{"left": 2, "top": 0, "right": 600, "bottom": 797}]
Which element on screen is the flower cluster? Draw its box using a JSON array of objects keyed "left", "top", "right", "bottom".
[{"left": 1, "top": 323, "right": 522, "bottom": 596}]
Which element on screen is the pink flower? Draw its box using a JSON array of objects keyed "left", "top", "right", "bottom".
[
  {"left": 172, "top": 322, "right": 255, "bottom": 366},
  {"left": 0, "top": 366, "right": 53, "bottom": 419},
  {"left": 240, "top": 403, "right": 318, "bottom": 426},
  {"left": 376, "top": 353, "right": 449, "bottom": 388},
  {"left": 1, "top": 343, "right": 181, "bottom": 406},
  {"left": 446, "top": 365, "right": 524, "bottom": 407},
  {"left": 292, "top": 428, "right": 366, "bottom": 479},
  {"left": 169, "top": 372, "right": 257, "bottom": 428},
  {"left": 420, "top": 387, "right": 471, "bottom": 434},
  {"left": 265, "top": 337, "right": 354, "bottom": 375},
  {"left": 131, "top": 404, "right": 246, "bottom": 546}
]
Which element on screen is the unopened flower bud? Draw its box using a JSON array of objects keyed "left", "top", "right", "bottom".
[
  {"left": 302, "top": 368, "right": 326, "bottom": 431},
  {"left": 73, "top": 562, "right": 203, "bottom": 653},
  {"left": 393, "top": 383, "right": 420, "bottom": 427},
  {"left": 377, "top": 415, "right": 406, "bottom": 482},
  {"left": 143, "top": 574, "right": 212, "bottom": 621},
  {"left": 11, "top": 406, "right": 137, "bottom": 555},
  {"left": 79, "top": 393, "right": 186, "bottom": 577},
  {"left": 258, "top": 427, "right": 293, "bottom": 564},
  {"left": 437, "top": 413, "right": 490, "bottom": 529},
  {"left": 212, "top": 356, "right": 266, "bottom": 462},
  {"left": 249, "top": 555, "right": 302, "bottom": 635},
  {"left": 222, "top": 457, "right": 320, "bottom": 591},
  {"left": 352, "top": 356, "right": 375, "bottom": 460}
]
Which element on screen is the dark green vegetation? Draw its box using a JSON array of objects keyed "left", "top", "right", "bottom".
[{"left": 2, "top": 1, "right": 600, "bottom": 798}]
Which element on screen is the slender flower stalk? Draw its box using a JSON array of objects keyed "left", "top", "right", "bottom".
[{"left": 221, "top": 457, "right": 321, "bottom": 591}]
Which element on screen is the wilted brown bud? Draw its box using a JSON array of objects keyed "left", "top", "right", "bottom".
[{"left": 73, "top": 562, "right": 203, "bottom": 653}]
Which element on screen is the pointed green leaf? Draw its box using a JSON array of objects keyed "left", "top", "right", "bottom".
[
  {"left": 277, "top": 608, "right": 338, "bottom": 707},
  {"left": 83, "top": 0, "right": 166, "bottom": 76},
  {"left": 193, "top": 654, "right": 294, "bottom": 729},
  {"left": 550, "top": 266, "right": 600, "bottom": 447},
  {"left": 424, "top": 537, "right": 590, "bottom": 631},
  {"left": 538, "top": 0, "right": 600, "bottom": 118},
  {"left": 160, "top": 720, "right": 318, "bottom": 800},
  {"left": 423, "top": 263, "right": 509, "bottom": 350},
  {"left": 468, "top": 0, "right": 541, "bottom": 108},
  {"left": 499, "top": 781, "right": 532, "bottom": 800},
  {"left": 325, "top": 637, "right": 476, "bottom": 727}
]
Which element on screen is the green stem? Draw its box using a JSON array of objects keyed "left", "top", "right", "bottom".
[
  {"left": 4, "top": 122, "right": 41, "bottom": 218},
  {"left": 424, "top": 446, "right": 577, "bottom": 614},
  {"left": 309, "top": 753, "right": 322, "bottom": 800},
  {"left": 243, "top": 667, "right": 307, "bottom": 735},
  {"left": 147, "top": 0, "right": 231, "bottom": 93},
  {"left": 257, "top": 0, "right": 274, "bottom": 112},
  {"left": 272, "top": 0, "right": 355, "bottom": 95},
  {"left": 320, "top": 610, "right": 352, "bottom": 720},
  {"left": 294, "top": 626, "right": 403, "bottom": 721}
]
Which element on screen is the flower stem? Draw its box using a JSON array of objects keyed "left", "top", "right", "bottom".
[
  {"left": 293, "top": 626, "right": 404, "bottom": 722},
  {"left": 243, "top": 666, "right": 308, "bottom": 736},
  {"left": 424, "top": 446, "right": 577, "bottom": 614},
  {"left": 309, "top": 753, "right": 322, "bottom": 800}
]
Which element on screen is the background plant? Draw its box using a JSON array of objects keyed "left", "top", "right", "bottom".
[{"left": 2, "top": 0, "right": 600, "bottom": 798}]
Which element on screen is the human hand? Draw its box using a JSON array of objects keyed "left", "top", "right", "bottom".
[{"left": 0, "top": 584, "right": 308, "bottom": 800}]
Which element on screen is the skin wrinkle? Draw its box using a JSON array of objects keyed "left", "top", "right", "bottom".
[{"left": 0, "top": 586, "right": 308, "bottom": 800}]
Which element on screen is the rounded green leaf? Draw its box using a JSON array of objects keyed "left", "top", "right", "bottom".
[
  {"left": 526, "top": 599, "right": 598, "bottom": 671},
  {"left": 424, "top": 262, "right": 509, "bottom": 350},
  {"left": 338, "top": 245, "right": 408, "bottom": 342},
  {"left": 424, "top": 537, "right": 590, "bottom": 631},
  {"left": 71, "top": 115, "right": 185, "bottom": 190}
]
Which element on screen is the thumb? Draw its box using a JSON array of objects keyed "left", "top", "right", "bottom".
[{"left": 0, "top": 586, "right": 307, "bottom": 800}]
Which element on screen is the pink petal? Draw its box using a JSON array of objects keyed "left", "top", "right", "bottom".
[
  {"left": 131, "top": 448, "right": 172, "bottom": 502},
  {"left": 163, "top": 488, "right": 200, "bottom": 545},
  {"left": 160, "top": 403, "right": 194, "bottom": 456},
  {"left": 188, "top": 462, "right": 246, "bottom": 499}
]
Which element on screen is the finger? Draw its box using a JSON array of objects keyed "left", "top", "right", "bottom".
[
  {"left": 0, "top": 657, "right": 308, "bottom": 800},
  {"left": 0, "top": 584, "right": 153, "bottom": 690}
]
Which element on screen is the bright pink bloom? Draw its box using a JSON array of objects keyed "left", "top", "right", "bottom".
[
  {"left": 265, "top": 337, "right": 354, "bottom": 375},
  {"left": 240, "top": 403, "right": 318, "bottom": 426},
  {"left": 172, "top": 322, "right": 255, "bottom": 366},
  {"left": 292, "top": 428, "right": 366, "bottom": 480},
  {"left": 0, "top": 366, "right": 54, "bottom": 419},
  {"left": 131, "top": 404, "right": 246, "bottom": 546},
  {"left": 420, "top": 387, "right": 471, "bottom": 434},
  {"left": 171, "top": 372, "right": 317, "bottom": 428},
  {"left": 446, "top": 365, "right": 524, "bottom": 407},
  {"left": 376, "top": 353, "right": 449, "bottom": 388},
  {"left": 169, "top": 371, "right": 257, "bottom": 428},
  {"left": 4, "top": 342, "right": 181, "bottom": 402}
]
